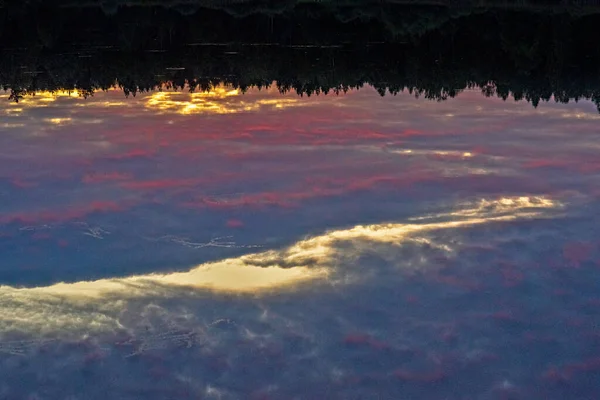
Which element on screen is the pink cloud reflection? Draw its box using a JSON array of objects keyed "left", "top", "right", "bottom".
[{"left": 1, "top": 85, "right": 599, "bottom": 223}]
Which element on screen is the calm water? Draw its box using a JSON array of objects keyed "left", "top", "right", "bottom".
[{"left": 1, "top": 85, "right": 600, "bottom": 399}]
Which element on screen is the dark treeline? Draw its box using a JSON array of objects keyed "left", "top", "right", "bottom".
[
  {"left": 2, "top": 3, "right": 600, "bottom": 111},
  {"left": 3, "top": 0, "right": 600, "bottom": 14}
]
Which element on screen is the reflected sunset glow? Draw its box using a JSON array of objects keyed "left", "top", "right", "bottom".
[
  {"left": 3, "top": 3, "right": 600, "bottom": 397},
  {"left": 145, "top": 85, "right": 306, "bottom": 115},
  {"left": 1, "top": 81, "right": 599, "bottom": 399},
  {"left": 0, "top": 196, "right": 559, "bottom": 337}
]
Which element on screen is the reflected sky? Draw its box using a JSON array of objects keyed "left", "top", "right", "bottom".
[{"left": 1, "top": 86, "right": 600, "bottom": 399}]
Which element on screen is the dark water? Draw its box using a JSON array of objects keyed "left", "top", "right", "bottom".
[{"left": 2, "top": 3, "right": 600, "bottom": 400}]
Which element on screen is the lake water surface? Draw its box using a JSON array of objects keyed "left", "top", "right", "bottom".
[{"left": 1, "top": 84, "right": 600, "bottom": 399}]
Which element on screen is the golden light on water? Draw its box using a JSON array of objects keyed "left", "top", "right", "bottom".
[
  {"left": 396, "top": 149, "right": 475, "bottom": 158},
  {"left": 1, "top": 84, "right": 315, "bottom": 119},
  {"left": 20, "top": 90, "right": 83, "bottom": 105},
  {"left": 28, "top": 262, "right": 324, "bottom": 299},
  {"left": 0, "top": 196, "right": 560, "bottom": 336},
  {"left": 145, "top": 88, "right": 241, "bottom": 115},
  {"left": 144, "top": 86, "right": 302, "bottom": 115},
  {"left": 47, "top": 117, "right": 72, "bottom": 125}
]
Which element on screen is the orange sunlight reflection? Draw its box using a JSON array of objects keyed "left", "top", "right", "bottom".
[{"left": 145, "top": 85, "right": 303, "bottom": 115}]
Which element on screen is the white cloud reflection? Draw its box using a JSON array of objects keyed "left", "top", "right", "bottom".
[{"left": 0, "top": 196, "right": 560, "bottom": 338}]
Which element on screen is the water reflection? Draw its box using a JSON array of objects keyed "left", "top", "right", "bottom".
[
  {"left": 0, "top": 195, "right": 559, "bottom": 333},
  {"left": 1, "top": 84, "right": 600, "bottom": 399},
  {"left": 3, "top": 85, "right": 597, "bottom": 285}
]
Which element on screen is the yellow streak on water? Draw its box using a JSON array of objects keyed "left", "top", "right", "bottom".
[
  {"left": 144, "top": 86, "right": 302, "bottom": 115},
  {"left": 47, "top": 118, "right": 72, "bottom": 125},
  {"left": 0, "top": 196, "right": 560, "bottom": 335},
  {"left": 29, "top": 263, "right": 323, "bottom": 298}
]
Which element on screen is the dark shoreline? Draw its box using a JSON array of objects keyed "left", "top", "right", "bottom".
[
  {"left": 2, "top": 3, "right": 600, "bottom": 111},
  {"left": 4, "top": 0, "right": 600, "bottom": 11}
]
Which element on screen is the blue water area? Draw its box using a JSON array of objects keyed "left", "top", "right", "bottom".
[{"left": 1, "top": 87, "right": 600, "bottom": 399}]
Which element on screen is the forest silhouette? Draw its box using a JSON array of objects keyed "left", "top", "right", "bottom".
[{"left": 2, "top": 1, "right": 600, "bottom": 111}]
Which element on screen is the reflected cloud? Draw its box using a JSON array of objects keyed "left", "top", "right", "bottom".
[
  {"left": 390, "top": 148, "right": 477, "bottom": 159},
  {"left": 560, "top": 112, "right": 600, "bottom": 120},
  {"left": 0, "top": 196, "right": 560, "bottom": 337},
  {"left": 409, "top": 196, "right": 558, "bottom": 221},
  {"left": 0, "top": 201, "right": 126, "bottom": 224},
  {"left": 46, "top": 117, "right": 72, "bottom": 125},
  {"left": 4, "top": 107, "right": 23, "bottom": 114}
]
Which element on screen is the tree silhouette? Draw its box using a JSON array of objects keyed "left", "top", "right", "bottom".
[{"left": 1, "top": 3, "right": 600, "bottom": 112}]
